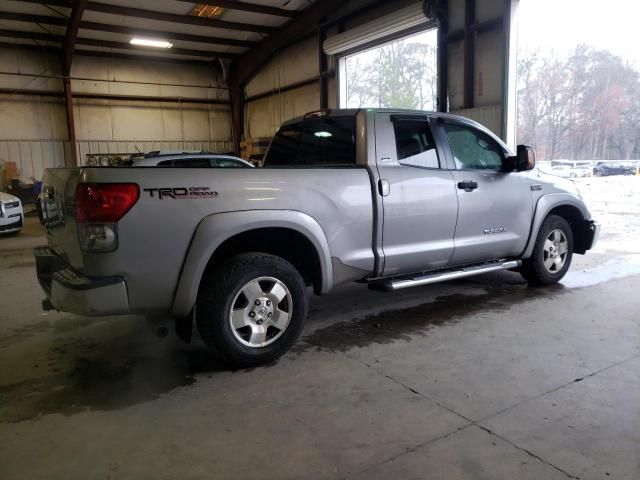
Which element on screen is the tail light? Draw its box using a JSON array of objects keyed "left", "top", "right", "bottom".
[{"left": 76, "top": 183, "right": 139, "bottom": 252}]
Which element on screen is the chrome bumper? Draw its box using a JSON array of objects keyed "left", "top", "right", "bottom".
[{"left": 35, "top": 247, "right": 129, "bottom": 316}]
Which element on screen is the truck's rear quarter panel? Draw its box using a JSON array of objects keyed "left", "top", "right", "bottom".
[{"left": 44, "top": 167, "right": 374, "bottom": 313}]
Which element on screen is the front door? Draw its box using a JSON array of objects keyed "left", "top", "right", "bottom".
[
  {"left": 436, "top": 120, "right": 533, "bottom": 266},
  {"left": 374, "top": 113, "right": 459, "bottom": 277}
]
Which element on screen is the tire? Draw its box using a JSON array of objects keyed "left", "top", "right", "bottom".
[
  {"left": 521, "top": 215, "right": 574, "bottom": 286},
  {"left": 196, "top": 253, "right": 308, "bottom": 368}
]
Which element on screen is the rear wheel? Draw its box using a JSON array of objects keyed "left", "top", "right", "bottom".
[
  {"left": 521, "top": 215, "right": 573, "bottom": 285},
  {"left": 197, "top": 253, "right": 308, "bottom": 368}
]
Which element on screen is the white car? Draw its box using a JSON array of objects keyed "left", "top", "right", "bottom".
[
  {"left": 125, "top": 151, "right": 254, "bottom": 168},
  {"left": 570, "top": 165, "right": 593, "bottom": 178},
  {"left": 0, "top": 192, "right": 23, "bottom": 234},
  {"left": 549, "top": 165, "right": 573, "bottom": 178}
]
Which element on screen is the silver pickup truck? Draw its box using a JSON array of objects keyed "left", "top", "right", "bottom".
[{"left": 36, "top": 109, "right": 600, "bottom": 367}]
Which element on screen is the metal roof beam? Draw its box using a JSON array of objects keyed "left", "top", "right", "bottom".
[
  {"left": 14, "top": 0, "right": 297, "bottom": 19},
  {"left": 229, "top": 0, "right": 346, "bottom": 85},
  {"left": 0, "top": 40, "right": 59, "bottom": 53},
  {"left": 12, "top": 0, "right": 73, "bottom": 7},
  {"left": 74, "top": 49, "right": 216, "bottom": 66},
  {"left": 63, "top": 0, "right": 87, "bottom": 75},
  {"left": 84, "top": 2, "right": 277, "bottom": 34},
  {"left": 79, "top": 21, "right": 258, "bottom": 48},
  {"left": 0, "top": 41, "right": 219, "bottom": 66},
  {"left": 0, "top": 30, "right": 234, "bottom": 58},
  {"left": 76, "top": 37, "right": 237, "bottom": 59},
  {"left": 184, "top": 1, "right": 297, "bottom": 18},
  {"left": 0, "top": 28, "right": 63, "bottom": 43},
  {"left": 0, "top": 11, "right": 68, "bottom": 26}
]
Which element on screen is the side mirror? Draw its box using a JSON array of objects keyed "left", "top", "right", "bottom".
[
  {"left": 505, "top": 145, "right": 535, "bottom": 172},
  {"left": 516, "top": 145, "right": 536, "bottom": 171}
]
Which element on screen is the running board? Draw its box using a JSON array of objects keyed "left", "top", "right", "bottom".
[{"left": 369, "top": 260, "right": 522, "bottom": 292}]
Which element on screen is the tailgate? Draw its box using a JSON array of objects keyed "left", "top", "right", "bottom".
[{"left": 40, "top": 168, "right": 84, "bottom": 269}]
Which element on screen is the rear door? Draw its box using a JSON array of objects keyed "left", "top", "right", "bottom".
[
  {"left": 374, "top": 113, "right": 458, "bottom": 276},
  {"left": 435, "top": 119, "right": 533, "bottom": 265}
]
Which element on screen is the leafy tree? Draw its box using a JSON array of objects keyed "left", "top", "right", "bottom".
[
  {"left": 517, "top": 45, "right": 640, "bottom": 160},
  {"left": 344, "top": 38, "right": 437, "bottom": 111}
]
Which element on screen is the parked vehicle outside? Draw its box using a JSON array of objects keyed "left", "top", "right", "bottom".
[
  {"left": 570, "top": 165, "right": 593, "bottom": 178},
  {"left": 124, "top": 151, "right": 254, "bottom": 168},
  {"left": 593, "top": 162, "right": 635, "bottom": 176},
  {"left": 549, "top": 165, "right": 573, "bottom": 178},
  {"left": 35, "top": 109, "right": 600, "bottom": 367},
  {"left": 0, "top": 192, "right": 24, "bottom": 234}
]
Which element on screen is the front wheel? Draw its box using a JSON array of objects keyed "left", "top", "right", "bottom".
[
  {"left": 521, "top": 215, "right": 574, "bottom": 286},
  {"left": 197, "top": 253, "right": 308, "bottom": 368}
]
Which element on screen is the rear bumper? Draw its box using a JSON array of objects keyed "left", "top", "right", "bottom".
[{"left": 35, "top": 246, "right": 130, "bottom": 316}]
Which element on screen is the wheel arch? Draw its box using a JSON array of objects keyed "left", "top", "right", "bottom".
[
  {"left": 171, "top": 210, "right": 332, "bottom": 318},
  {"left": 522, "top": 194, "right": 592, "bottom": 259}
]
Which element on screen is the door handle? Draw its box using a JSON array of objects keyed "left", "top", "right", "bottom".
[
  {"left": 457, "top": 180, "right": 478, "bottom": 192},
  {"left": 378, "top": 179, "right": 390, "bottom": 196}
]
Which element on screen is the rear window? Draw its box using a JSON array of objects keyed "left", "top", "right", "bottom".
[
  {"left": 265, "top": 116, "right": 356, "bottom": 167},
  {"left": 173, "top": 158, "right": 211, "bottom": 168},
  {"left": 213, "top": 158, "right": 246, "bottom": 167}
]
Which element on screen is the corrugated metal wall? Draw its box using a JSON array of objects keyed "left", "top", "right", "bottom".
[
  {"left": 0, "top": 139, "right": 234, "bottom": 181},
  {"left": 0, "top": 48, "right": 233, "bottom": 182}
]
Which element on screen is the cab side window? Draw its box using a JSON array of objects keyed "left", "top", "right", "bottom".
[
  {"left": 393, "top": 120, "right": 440, "bottom": 169},
  {"left": 441, "top": 123, "right": 504, "bottom": 171}
]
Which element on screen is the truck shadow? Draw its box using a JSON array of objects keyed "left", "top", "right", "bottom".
[
  {"left": 0, "top": 276, "right": 564, "bottom": 423},
  {"left": 295, "top": 280, "right": 565, "bottom": 354}
]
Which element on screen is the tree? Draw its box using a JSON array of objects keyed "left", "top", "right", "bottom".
[
  {"left": 517, "top": 45, "right": 640, "bottom": 161},
  {"left": 343, "top": 38, "right": 437, "bottom": 111}
]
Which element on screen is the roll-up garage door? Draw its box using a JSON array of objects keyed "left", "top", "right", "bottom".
[{"left": 323, "top": 3, "right": 432, "bottom": 56}]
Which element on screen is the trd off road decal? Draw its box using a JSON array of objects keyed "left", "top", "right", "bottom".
[{"left": 143, "top": 187, "right": 219, "bottom": 200}]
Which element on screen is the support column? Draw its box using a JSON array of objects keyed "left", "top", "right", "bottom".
[
  {"left": 229, "top": 86, "right": 244, "bottom": 156},
  {"left": 503, "top": 0, "right": 520, "bottom": 149},
  {"left": 63, "top": 77, "right": 77, "bottom": 166},
  {"left": 463, "top": 0, "right": 476, "bottom": 109},
  {"left": 318, "top": 26, "right": 329, "bottom": 109},
  {"left": 436, "top": 0, "right": 449, "bottom": 112}
]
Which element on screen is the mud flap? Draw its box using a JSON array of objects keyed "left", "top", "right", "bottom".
[{"left": 175, "top": 308, "right": 194, "bottom": 343}]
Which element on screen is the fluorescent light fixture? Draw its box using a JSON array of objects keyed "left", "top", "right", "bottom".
[
  {"left": 130, "top": 38, "right": 173, "bottom": 48},
  {"left": 314, "top": 131, "right": 332, "bottom": 138}
]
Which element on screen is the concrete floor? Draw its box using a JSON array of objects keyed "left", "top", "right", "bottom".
[{"left": 1, "top": 216, "right": 639, "bottom": 480}]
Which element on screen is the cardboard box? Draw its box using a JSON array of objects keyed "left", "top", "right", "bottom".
[
  {"left": 3, "top": 161, "right": 18, "bottom": 181},
  {"left": 240, "top": 137, "right": 271, "bottom": 160},
  {"left": 1, "top": 161, "right": 19, "bottom": 189}
]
